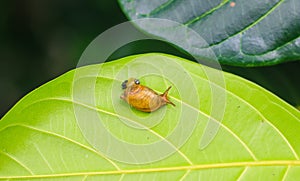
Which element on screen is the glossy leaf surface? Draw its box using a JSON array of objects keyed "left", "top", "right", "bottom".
[{"left": 0, "top": 54, "right": 300, "bottom": 180}]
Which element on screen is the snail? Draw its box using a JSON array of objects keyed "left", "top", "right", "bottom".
[{"left": 120, "top": 78, "right": 175, "bottom": 112}]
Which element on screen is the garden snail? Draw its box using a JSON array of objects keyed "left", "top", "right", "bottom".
[{"left": 120, "top": 78, "right": 175, "bottom": 112}]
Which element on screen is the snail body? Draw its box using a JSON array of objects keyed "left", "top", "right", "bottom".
[{"left": 120, "top": 78, "right": 175, "bottom": 112}]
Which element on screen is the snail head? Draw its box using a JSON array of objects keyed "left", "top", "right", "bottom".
[{"left": 121, "top": 78, "right": 140, "bottom": 89}]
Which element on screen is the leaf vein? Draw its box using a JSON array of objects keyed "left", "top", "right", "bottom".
[
  {"left": 0, "top": 150, "right": 34, "bottom": 175},
  {"left": 0, "top": 124, "right": 121, "bottom": 171},
  {"left": 184, "top": 0, "right": 229, "bottom": 26},
  {"left": 13, "top": 97, "right": 193, "bottom": 166},
  {"left": 148, "top": 0, "right": 176, "bottom": 16},
  {"left": 60, "top": 98, "right": 194, "bottom": 166},
  {"left": 236, "top": 167, "right": 248, "bottom": 181},
  {"left": 1, "top": 160, "right": 299, "bottom": 179},
  {"left": 96, "top": 76, "right": 258, "bottom": 160},
  {"left": 207, "top": 0, "right": 285, "bottom": 48},
  {"left": 33, "top": 143, "right": 55, "bottom": 173},
  {"left": 188, "top": 72, "right": 300, "bottom": 160},
  {"left": 179, "top": 169, "right": 190, "bottom": 181},
  {"left": 281, "top": 165, "right": 290, "bottom": 181}
]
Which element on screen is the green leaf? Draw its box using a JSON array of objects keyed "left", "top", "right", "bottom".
[
  {"left": 118, "top": 0, "right": 300, "bottom": 66},
  {"left": 0, "top": 53, "right": 300, "bottom": 180},
  {"left": 222, "top": 61, "right": 300, "bottom": 107}
]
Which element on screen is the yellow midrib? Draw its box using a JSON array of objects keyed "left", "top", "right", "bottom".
[{"left": 2, "top": 160, "right": 300, "bottom": 179}]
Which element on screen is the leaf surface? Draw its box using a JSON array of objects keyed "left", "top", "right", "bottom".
[
  {"left": 118, "top": 0, "right": 300, "bottom": 66},
  {"left": 0, "top": 53, "right": 300, "bottom": 180}
]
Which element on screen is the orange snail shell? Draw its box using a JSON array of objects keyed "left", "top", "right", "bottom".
[{"left": 120, "top": 78, "right": 175, "bottom": 112}]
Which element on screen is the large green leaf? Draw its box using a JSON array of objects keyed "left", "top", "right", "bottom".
[
  {"left": 118, "top": 0, "right": 300, "bottom": 66},
  {"left": 0, "top": 53, "right": 300, "bottom": 180}
]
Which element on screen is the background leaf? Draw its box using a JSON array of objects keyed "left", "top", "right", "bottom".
[
  {"left": 0, "top": 53, "right": 300, "bottom": 180},
  {"left": 1, "top": 0, "right": 299, "bottom": 121},
  {"left": 118, "top": 0, "right": 300, "bottom": 66}
]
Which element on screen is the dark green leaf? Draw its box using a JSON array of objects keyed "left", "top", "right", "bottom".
[{"left": 118, "top": 0, "right": 300, "bottom": 66}]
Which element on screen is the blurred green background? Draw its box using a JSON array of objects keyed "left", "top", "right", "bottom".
[{"left": 0, "top": 0, "right": 299, "bottom": 118}]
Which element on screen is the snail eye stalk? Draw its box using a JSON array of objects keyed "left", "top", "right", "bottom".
[
  {"left": 121, "top": 80, "right": 128, "bottom": 89},
  {"left": 134, "top": 79, "right": 140, "bottom": 85}
]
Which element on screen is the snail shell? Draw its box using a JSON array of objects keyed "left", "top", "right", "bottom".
[{"left": 120, "top": 78, "right": 175, "bottom": 112}]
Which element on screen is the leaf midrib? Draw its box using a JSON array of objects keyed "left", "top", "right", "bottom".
[{"left": 2, "top": 160, "right": 300, "bottom": 179}]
